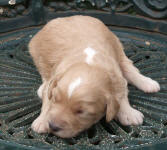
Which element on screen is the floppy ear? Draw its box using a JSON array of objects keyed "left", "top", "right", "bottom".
[
  {"left": 47, "top": 78, "right": 57, "bottom": 100},
  {"left": 105, "top": 93, "right": 120, "bottom": 122}
]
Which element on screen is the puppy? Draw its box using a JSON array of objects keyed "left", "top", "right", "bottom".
[{"left": 29, "top": 15, "right": 160, "bottom": 138}]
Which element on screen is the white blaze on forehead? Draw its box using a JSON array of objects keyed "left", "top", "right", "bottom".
[
  {"left": 84, "top": 47, "right": 96, "bottom": 64},
  {"left": 68, "top": 77, "right": 82, "bottom": 98}
]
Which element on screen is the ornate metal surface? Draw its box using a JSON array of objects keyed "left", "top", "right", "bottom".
[
  {"left": 0, "top": 26, "right": 167, "bottom": 150},
  {"left": 0, "top": 0, "right": 167, "bottom": 150},
  {"left": 0, "top": 0, "right": 167, "bottom": 33}
]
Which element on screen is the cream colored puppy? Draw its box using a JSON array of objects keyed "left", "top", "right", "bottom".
[{"left": 29, "top": 15, "right": 160, "bottom": 138}]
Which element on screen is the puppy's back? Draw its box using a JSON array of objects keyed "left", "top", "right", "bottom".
[{"left": 29, "top": 15, "right": 123, "bottom": 79}]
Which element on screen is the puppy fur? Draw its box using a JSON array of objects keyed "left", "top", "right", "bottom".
[{"left": 29, "top": 15, "right": 160, "bottom": 138}]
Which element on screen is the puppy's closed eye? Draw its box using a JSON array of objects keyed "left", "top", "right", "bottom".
[
  {"left": 75, "top": 109, "right": 84, "bottom": 114},
  {"left": 72, "top": 104, "right": 84, "bottom": 114},
  {"left": 74, "top": 108, "right": 96, "bottom": 118}
]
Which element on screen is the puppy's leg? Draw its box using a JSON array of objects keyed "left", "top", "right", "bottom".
[
  {"left": 32, "top": 82, "right": 50, "bottom": 133},
  {"left": 37, "top": 78, "right": 47, "bottom": 99},
  {"left": 31, "top": 113, "right": 49, "bottom": 133},
  {"left": 31, "top": 100, "right": 50, "bottom": 133},
  {"left": 116, "top": 86, "right": 144, "bottom": 125},
  {"left": 108, "top": 74, "right": 144, "bottom": 125},
  {"left": 120, "top": 57, "right": 160, "bottom": 93},
  {"left": 109, "top": 32, "right": 160, "bottom": 93},
  {"left": 37, "top": 82, "right": 45, "bottom": 99}
]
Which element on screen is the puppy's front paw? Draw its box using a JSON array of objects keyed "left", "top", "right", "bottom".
[
  {"left": 31, "top": 116, "right": 49, "bottom": 133},
  {"left": 116, "top": 107, "right": 144, "bottom": 126},
  {"left": 137, "top": 77, "right": 160, "bottom": 93}
]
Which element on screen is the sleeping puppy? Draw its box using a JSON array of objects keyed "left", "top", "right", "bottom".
[{"left": 29, "top": 15, "right": 160, "bottom": 138}]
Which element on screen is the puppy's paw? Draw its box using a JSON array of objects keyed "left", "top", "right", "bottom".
[
  {"left": 116, "top": 107, "right": 144, "bottom": 126},
  {"left": 31, "top": 116, "right": 49, "bottom": 133},
  {"left": 137, "top": 77, "right": 160, "bottom": 93},
  {"left": 37, "top": 83, "right": 45, "bottom": 99}
]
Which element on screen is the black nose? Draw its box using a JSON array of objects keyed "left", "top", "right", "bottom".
[{"left": 49, "top": 122, "right": 62, "bottom": 132}]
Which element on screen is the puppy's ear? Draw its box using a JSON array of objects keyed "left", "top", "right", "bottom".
[
  {"left": 105, "top": 93, "right": 120, "bottom": 122},
  {"left": 47, "top": 78, "right": 57, "bottom": 100}
]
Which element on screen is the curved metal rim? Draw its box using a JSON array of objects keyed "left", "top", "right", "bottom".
[{"left": 1, "top": 11, "right": 167, "bottom": 35}]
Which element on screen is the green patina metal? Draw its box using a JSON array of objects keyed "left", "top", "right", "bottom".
[{"left": 0, "top": 0, "right": 167, "bottom": 150}]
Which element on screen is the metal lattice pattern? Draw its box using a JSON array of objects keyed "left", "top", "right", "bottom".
[{"left": 0, "top": 36, "right": 167, "bottom": 150}]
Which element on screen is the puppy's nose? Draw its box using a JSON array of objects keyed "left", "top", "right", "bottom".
[{"left": 49, "top": 122, "right": 62, "bottom": 132}]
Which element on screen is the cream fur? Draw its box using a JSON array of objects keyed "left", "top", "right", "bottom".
[{"left": 68, "top": 77, "right": 82, "bottom": 98}]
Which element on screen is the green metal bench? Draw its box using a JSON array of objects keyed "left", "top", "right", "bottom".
[{"left": 0, "top": 0, "right": 167, "bottom": 150}]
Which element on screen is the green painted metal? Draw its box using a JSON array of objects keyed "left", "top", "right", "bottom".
[
  {"left": 0, "top": 0, "right": 167, "bottom": 150},
  {"left": 0, "top": 27, "right": 167, "bottom": 150}
]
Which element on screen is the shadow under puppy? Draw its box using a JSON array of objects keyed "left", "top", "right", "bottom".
[{"left": 29, "top": 15, "right": 160, "bottom": 138}]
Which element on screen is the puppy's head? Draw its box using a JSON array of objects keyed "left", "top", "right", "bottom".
[{"left": 43, "top": 64, "right": 119, "bottom": 138}]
